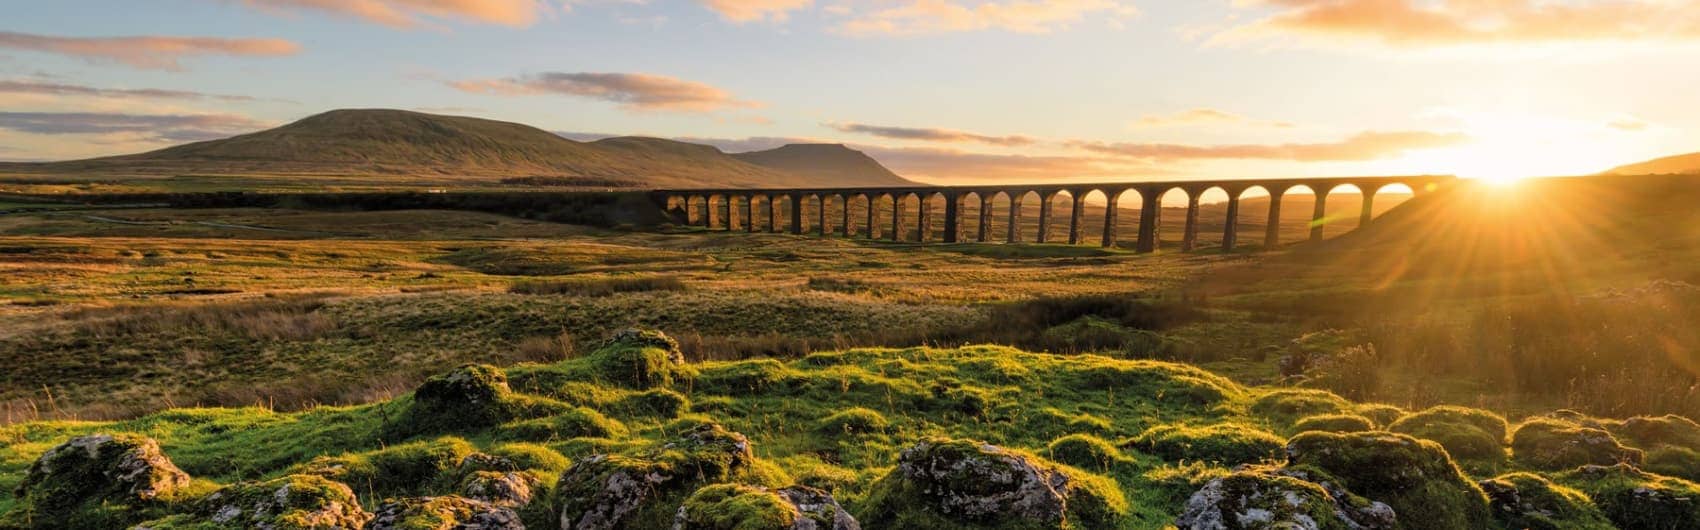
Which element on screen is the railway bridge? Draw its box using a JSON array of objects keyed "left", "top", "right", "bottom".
[{"left": 655, "top": 175, "right": 1454, "bottom": 252}]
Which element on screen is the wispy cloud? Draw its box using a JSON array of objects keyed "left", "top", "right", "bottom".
[
  {"left": 1133, "top": 108, "right": 1293, "bottom": 128},
  {"left": 0, "top": 79, "right": 270, "bottom": 102},
  {"left": 863, "top": 145, "right": 1165, "bottom": 181},
  {"left": 449, "top": 71, "right": 761, "bottom": 113},
  {"left": 827, "top": 121, "right": 1037, "bottom": 146},
  {"left": 1217, "top": 0, "right": 1700, "bottom": 49},
  {"left": 0, "top": 111, "right": 269, "bottom": 143},
  {"left": 231, "top": 0, "right": 557, "bottom": 28},
  {"left": 0, "top": 31, "right": 299, "bottom": 71},
  {"left": 1069, "top": 131, "right": 1469, "bottom": 162},
  {"left": 698, "top": 0, "right": 814, "bottom": 22},
  {"left": 838, "top": 0, "right": 1136, "bottom": 36}
]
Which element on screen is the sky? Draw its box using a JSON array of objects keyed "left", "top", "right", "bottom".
[{"left": 2, "top": 0, "right": 1699, "bottom": 186}]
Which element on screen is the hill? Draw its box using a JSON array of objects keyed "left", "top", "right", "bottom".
[
  {"left": 0, "top": 109, "right": 916, "bottom": 189},
  {"left": 731, "top": 143, "right": 910, "bottom": 187},
  {"left": 1605, "top": 151, "right": 1700, "bottom": 175}
]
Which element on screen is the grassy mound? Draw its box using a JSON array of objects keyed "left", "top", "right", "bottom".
[
  {"left": 1511, "top": 418, "right": 1644, "bottom": 471},
  {"left": 1125, "top": 423, "right": 1284, "bottom": 466},
  {"left": 1290, "top": 414, "right": 1376, "bottom": 434},
  {"left": 1387, "top": 406, "right": 1509, "bottom": 465},
  {"left": 1479, "top": 472, "right": 1612, "bottom": 530},
  {"left": 1284, "top": 431, "right": 1493, "bottom": 530},
  {"left": 1558, "top": 464, "right": 1700, "bottom": 529}
]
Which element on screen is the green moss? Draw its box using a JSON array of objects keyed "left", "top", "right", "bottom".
[
  {"left": 1558, "top": 463, "right": 1700, "bottom": 529},
  {"left": 586, "top": 329, "right": 695, "bottom": 389},
  {"left": 814, "top": 407, "right": 891, "bottom": 436},
  {"left": 1284, "top": 431, "right": 1493, "bottom": 530},
  {"left": 1045, "top": 434, "right": 1126, "bottom": 472},
  {"left": 495, "top": 407, "right": 627, "bottom": 442},
  {"left": 616, "top": 388, "right": 690, "bottom": 418},
  {"left": 1610, "top": 414, "right": 1700, "bottom": 451},
  {"left": 859, "top": 438, "right": 1128, "bottom": 529},
  {"left": 1291, "top": 414, "right": 1376, "bottom": 434},
  {"left": 698, "top": 359, "right": 797, "bottom": 395},
  {"left": 487, "top": 443, "right": 571, "bottom": 477},
  {"left": 1174, "top": 469, "right": 1372, "bottom": 530},
  {"left": 1479, "top": 472, "right": 1613, "bottom": 530},
  {"left": 2, "top": 433, "right": 194, "bottom": 530},
  {"left": 148, "top": 474, "right": 370, "bottom": 530},
  {"left": 1389, "top": 406, "right": 1509, "bottom": 443},
  {"left": 294, "top": 436, "right": 475, "bottom": 499},
  {"left": 366, "top": 496, "right": 515, "bottom": 529},
  {"left": 1511, "top": 418, "right": 1644, "bottom": 470},
  {"left": 554, "top": 423, "right": 782, "bottom": 530},
  {"left": 675, "top": 483, "right": 799, "bottom": 530},
  {"left": 1249, "top": 389, "right": 1354, "bottom": 425},
  {"left": 1126, "top": 423, "right": 1284, "bottom": 466},
  {"left": 1355, "top": 403, "right": 1407, "bottom": 428}
]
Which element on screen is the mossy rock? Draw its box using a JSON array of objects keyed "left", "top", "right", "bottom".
[
  {"left": 589, "top": 329, "right": 695, "bottom": 389},
  {"left": 1249, "top": 389, "right": 1354, "bottom": 425},
  {"left": 1511, "top": 418, "right": 1644, "bottom": 471},
  {"left": 859, "top": 437, "right": 1129, "bottom": 529},
  {"left": 294, "top": 437, "right": 476, "bottom": 499},
  {"left": 1284, "top": 431, "right": 1493, "bottom": 530},
  {"left": 1387, "top": 410, "right": 1507, "bottom": 464},
  {"left": 496, "top": 407, "right": 628, "bottom": 442},
  {"left": 1479, "top": 472, "right": 1613, "bottom": 530},
  {"left": 1355, "top": 404, "right": 1407, "bottom": 428},
  {"left": 814, "top": 408, "right": 891, "bottom": 436},
  {"left": 365, "top": 496, "right": 522, "bottom": 530},
  {"left": 1174, "top": 468, "right": 1394, "bottom": 530},
  {"left": 1126, "top": 423, "right": 1284, "bottom": 466},
  {"left": 1644, "top": 445, "right": 1700, "bottom": 482},
  {"left": 387, "top": 364, "right": 572, "bottom": 438},
  {"left": 1291, "top": 414, "right": 1377, "bottom": 434},
  {"left": 3, "top": 433, "right": 191, "bottom": 529},
  {"left": 1389, "top": 406, "right": 1509, "bottom": 443},
  {"left": 136, "top": 474, "right": 370, "bottom": 530},
  {"left": 1558, "top": 463, "right": 1700, "bottom": 530},
  {"left": 1045, "top": 434, "right": 1125, "bottom": 472},
  {"left": 617, "top": 388, "right": 691, "bottom": 418},
  {"left": 459, "top": 470, "right": 540, "bottom": 507},
  {"left": 1611, "top": 414, "right": 1700, "bottom": 451},
  {"left": 673, "top": 483, "right": 859, "bottom": 530},
  {"left": 554, "top": 423, "right": 780, "bottom": 529}
]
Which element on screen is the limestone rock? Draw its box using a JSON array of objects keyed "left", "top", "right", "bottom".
[
  {"left": 460, "top": 470, "right": 539, "bottom": 507},
  {"left": 364, "top": 496, "right": 522, "bottom": 530},
  {"left": 556, "top": 423, "right": 760, "bottom": 530},
  {"left": 1174, "top": 469, "right": 1394, "bottom": 530},
  {"left": 671, "top": 483, "right": 859, "bottom": 530},
  {"left": 4, "top": 433, "right": 189, "bottom": 527}
]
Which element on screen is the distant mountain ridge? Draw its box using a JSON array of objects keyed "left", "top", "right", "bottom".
[
  {"left": 0, "top": 109, "right": 917, "bottom": 189},
  {"left": 1606, "top": 151, "right": 1700, "bottom": 176}
]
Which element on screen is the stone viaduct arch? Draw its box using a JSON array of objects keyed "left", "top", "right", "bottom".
[{"left": 657, "top": 176, "right": 1450, "bottom": 253}]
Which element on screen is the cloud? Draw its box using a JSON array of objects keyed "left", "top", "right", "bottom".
[
  {"left": 0, "top": 79, "right": 266, "bottom": 102},
  {"left": 839, "top": 0, "right": 1136, "bottom": 36},
  {"left": 1069, "top": 130, "right": 1469, "bottom": 161},
  {"left": 1133, "top": 108, "right": 1294, "bottom": 128},
  {"left": 0, "top": 31, "right": 299, "bottom": 72},
  {"left": 698, "top": 0, "right": 814, "bottom": 22},
  {"left": 1218, "top": 0, "right": 1700, "bottom": 48},
  {"left": 1607, "top": 115, "right": 1650, "bottom": 132},
  {"left": 827, "top": 122, "right": 1037, "bottom": 146},
  {"left": 554, "top": 131, "right": 821, "bottom": 152},
  {"left": 862, "top": 145, "right": 1163, "bottom": 181},
  {"left": 231, "top": 0, "right": 554, "bottom": 28},
  {"left": 449, "top": 71, "right": 760, "bottom": 112},
  {"left": 0, "top": 111, "right": 269, "bottom": 143}
]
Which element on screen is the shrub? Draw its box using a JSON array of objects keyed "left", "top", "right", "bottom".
[
  {"left": 1290, "top": 414, "right": 1376, "bottom": 434},
  {"left": 1126, "top": 423, "right": 1285, "bottom": 466}
]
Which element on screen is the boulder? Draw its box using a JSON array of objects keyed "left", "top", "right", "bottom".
[
  {"left": 460, "top": 471, "right": 539, "bottom": 507},
  {"left": 1284, "top": 431, "right": 1492, "bottom": 530},
  {"left": 860, "top": 437, "right": 1127, "bottom": 529},
  {"left": 1511, "top": 418, "right": 1643, "bottom": 470},
  {"left": 137, "top": 474, "right": 369, "bottom": 530},
  {"left": 555, "top": 423, "right": 766, "bottom": 530},
  {"left": 388, "top": 364, "right": 567, "bottom": 438},
  {"left": 1478, "top": 472, "right": 1612, "bottom": 530},
  {"left": 364, "top": 496, "right": 522, "bottom": 530},
  {"left": 1174, "top": 469, "right": 1394, "bottom": 530},
  {"left": 3, "top": 433, "right": 189, "bottom": 528},
  {"left": 671, "top": 483, "right": 859, "bottom": 530}
]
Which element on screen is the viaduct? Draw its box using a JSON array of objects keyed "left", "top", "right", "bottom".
[{"left": 655, "top": 175, "right": 1455, "bottom": 252}]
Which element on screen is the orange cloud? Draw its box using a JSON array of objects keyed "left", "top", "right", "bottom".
[
  {"left": 0, "top": 31, "right": 298, "bottom": 71},
  {"left": 1070, "top": 130, "right": 1469, "bottom": 161},
  {"left": 236, "top": 0, "right": 551, "bottom": 28},
  {"left": 861, "top": 145, "right": 1167, "bottom": 181},
  {"left": 0, "top": 111, "right": 269, "bottom": 142},
  {"left": 827, "top": 122, "right": 1037, "bottom": 146},
  {"left": 699, "top": 0, "right": 814, "bottom": 22},
  {"left": 449, "top": 72, "right": 761, "bottom": 113},
  {"left": 1221, "top": 0, "right": 1700, "bottom": 47},
  {"left": 839, "top": 0, "right": 1136, "bottom": 36},
  {"left": 1134, "top": 108, "right": 1294, "bottom": 128},
  {"left": 0, "top": 79, "right": 265, "bottom": 102}
]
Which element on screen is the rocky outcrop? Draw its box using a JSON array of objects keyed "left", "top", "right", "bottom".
[
  {"left": 1174, "top": 469, "right": 1394, "bottom": 530},
  {"left": 3, "top": 433, "right": 189, "bottom": 528},
  {"left": 364, "top": 496, "right": 522, "bottom": 530},
  {"left": 671, "top": 483, "right": 859, "bottom": 530},
  {"left": 859, "top": 438, "right": 1127, "bottom": 529},
  {"left": 460, "top": 471, "right": 539, "bottom": 507},
  {"left": 555, "top": 423, "right": 765, "bottom": 530}
]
